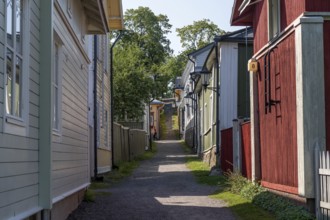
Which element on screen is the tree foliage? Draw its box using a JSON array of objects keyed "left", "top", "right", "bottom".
[
  {"left": 112, "top": 7, "right": 172, "bottom": 121},
  {"left": 176, "top": 19, "right": 226, "bottom": 51}
]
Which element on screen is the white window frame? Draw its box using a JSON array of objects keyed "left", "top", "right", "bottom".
[
  {"left": 268, "top": 0, "right": 281, "bottom": 40},
  {"left": 67, "top": 0, "right": 73, "bottom": 18},
  {"left": 52, "top": 33, "right": 63, "bottom": 136},
  {"left": 4, "top": 0, "right": 29, "bottom": 136}
]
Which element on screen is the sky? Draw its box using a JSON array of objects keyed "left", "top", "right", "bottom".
[{"left": 122, "top": 0, "right": 243, "bottom": 55}]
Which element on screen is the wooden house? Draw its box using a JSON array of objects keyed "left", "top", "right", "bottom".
[
  {"left": 87, "top": 34, "right": 113, "bottom": 179},
  {"left": 201, "top": 28, "right": 253, "bottom": 171},
  {"left": 231, "top": 0, "right": 330, "bottom": 204},
  {"left": 0, "top": 0, "right": 123, "bottom": 219}
]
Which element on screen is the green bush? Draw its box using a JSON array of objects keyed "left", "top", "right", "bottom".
[{"left": 226, "top": 172, "right": 315, "bottom": 220}]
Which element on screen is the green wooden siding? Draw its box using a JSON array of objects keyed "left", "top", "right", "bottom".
[{"left": 237, "top": 44, "right": 253, "bottom": 118}]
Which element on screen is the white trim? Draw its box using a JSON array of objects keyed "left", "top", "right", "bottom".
[
  {"left": 8, "top": 207, "right": 43, "bottom": 220},
  {"left": 98, "top": 165, "right": 111, "bottom": 174},
  {"left": 54, "top": 1, "right": 90, "bottom": 63},
  {"left": 3, "top": 0, "right": 30, "bottom": 136},
  {"left": 52, "top": 183, "right": 90, "bottom": 204}
]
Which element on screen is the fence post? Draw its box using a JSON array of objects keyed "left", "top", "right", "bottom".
[
  {"left": 314, "top": 146, "right": 320, "bottom": 219},
  {"left": 233, "top": 118, "right": 243, "bottom": 173}
]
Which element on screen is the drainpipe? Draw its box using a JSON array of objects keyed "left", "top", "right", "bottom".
[
  {"left": 214, "top": 39, "right": 220, "bottom": 161},
  {"left": 188, "top": 56, "right": 197, "bottom": 152},
  {"left": 110, "top": 31, "right": 123, "bottom": 168},
  {"left": 93, "top": 35, "right": 99, "bottom": 180}
]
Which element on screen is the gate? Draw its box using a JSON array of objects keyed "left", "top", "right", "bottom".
[{"left": 315, "top": 150, "right": 330, "bottom": 219}]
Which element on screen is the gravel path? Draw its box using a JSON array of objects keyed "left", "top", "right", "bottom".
[{"left": 68, "top": 140, "right": 236, "bottom": 220}]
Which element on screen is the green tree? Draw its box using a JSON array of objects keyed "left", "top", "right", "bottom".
[
  {"left": 176, "top": 19, "right": 226, "bottom": 51},
  {"left": 112, "top": 7, "right": 172, "bottom": 121}
]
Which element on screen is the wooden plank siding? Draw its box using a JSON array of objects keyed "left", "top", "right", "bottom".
[
  {"left": 253, "top": 0, "right": 304, "bottom": 53},
  {"left": 0, "top": 0, "right": 41, "bottom": 218},
  {"left": 306, "top": 0, "right": 330, "bottom": 11},
  {"left": 219, "top": 43, "right": 238, "bottom": 130},
  {"left": 241, "top": 122, "right": 252, "bottom": 179},
  {"left": 237, "top": 44, "right": 253, "bottom": 118},
  {"left": 323, "top": 21, "right": 330, "bottom": 152},
  {"left": 257, "top": 33, "right": 298, "bottom": 193},
  {"left": 220, "top": 128, "right": 233, "bottom": 172},
  {"left": 52, "top": 6, "right": 90, "bottom": 200}
]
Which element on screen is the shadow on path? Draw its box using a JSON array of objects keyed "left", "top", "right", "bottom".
[{"left": 68, "top": 140, "right": 236, "bottom": 220}]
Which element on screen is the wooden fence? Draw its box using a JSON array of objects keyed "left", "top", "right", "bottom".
[
  {"left": 221, "top": 128, "right": 233, "bottom": 172},
  {"left": 113, "top": 123, "right": 148, "bottom": 166},
  {"left": 315, "top": 150, "right": 330, "bottom": 219},
  {"left": 241, "top": 122, "right": 252, "bottom": 179}
]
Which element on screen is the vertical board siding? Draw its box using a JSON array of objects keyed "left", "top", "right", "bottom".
[
  {"left": 237, "top": 44, "right": 253, "bottom": 118},
  {"left": 323, "top": 22, "right": 330, "bottom": 151},
  {"left": 220, "top": 128, "right": 233, "bottom": 172},
  {"left": 219, "top": 43, "right": 238, "bottom": 130},
  {"left": 0, "top": 0, "right": 40, "bottom": 218},
  {"left": 280, "top": 0, "right": 305, "bottom": 28},
  {"left": 241, "top": 122, "right": 252, "bottom": 179},
  {"left": 253, "top": 1, "right": 268, "bottom": 53},
  {"left": 253, "top": 1, "right": 304, "bottom": 53},
  {"left": 52, "top": 8, "right": 89, "bottom": 199},
  {"left": 257, "top": 33, "right": 298, "bottom": 192},
  {"left": 306, "top": 0, "right": 330, "bottom": 11}
]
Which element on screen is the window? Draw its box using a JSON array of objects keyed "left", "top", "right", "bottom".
[
  {"left": 268, "top": 0, "right": 280, "bottom": 40},
  {"left": 53, "top": 34, "right": 63, "bottom": 132},
  {"left": 5, "top": 0, "right": 24, "bottom": 118}
]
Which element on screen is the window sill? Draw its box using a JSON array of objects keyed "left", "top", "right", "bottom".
[{"left": 4, "top": 115, "right": 27, "bottom": 136}]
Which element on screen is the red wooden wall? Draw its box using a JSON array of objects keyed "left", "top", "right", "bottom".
[
  {"left": 257, "top": 33, "right": 298, "bottom": 194},
  {"left": 306, "top": 0, "right": 330, "bottom": 11},
  {"left": 220, "top": 128, "right": 233, "bottom": 173},
  {"left": 324, "top": 21, "right": 330, "bottom": 151},
  {"left": 252, "top": 0, "right": 304, "bottom": 53},
  {"left": 241, "top": 122, "right": 252, "bottom": 179}
]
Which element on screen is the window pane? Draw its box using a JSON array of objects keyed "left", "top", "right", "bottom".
[
  {"left": 6, "top": 0, "right": 13, "bottom": 47},
  {"left": 53, "top": 87, "right": 59, "bottom": 129},
  {"left": 16, "top": 0, "right": 23, "bottom": 54},
  {"left": 6, "top": 50, "right": 13, "bottom": 115},
  {"left": 14, "top": 56, "right": 22, "bottom": 117}
]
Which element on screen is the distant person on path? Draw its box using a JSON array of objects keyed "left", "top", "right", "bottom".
[{"left": 153, "top": 127, "right": 158, "bottom": 140}]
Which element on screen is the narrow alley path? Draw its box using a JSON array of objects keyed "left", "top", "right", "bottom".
[{"left": 68, "top": 140, "right": 236, "bottom": 220}]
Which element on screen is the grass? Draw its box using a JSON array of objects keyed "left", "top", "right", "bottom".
[
  {"left": 183, "top": 147, "right": 275, "bottom": 220},
  {"left": 172, "top": 114, "right": 180, "bottom": 138},
  {"left": 210, "top": 191, "right": 275, "bottom": 220}
]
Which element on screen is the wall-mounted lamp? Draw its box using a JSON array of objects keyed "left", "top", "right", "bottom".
[
  {"left": 248, "top": 58, "right": 258, "bottom": 73},
  {"left": 190, "top": 68, "right": 211, "bottom": 90}
]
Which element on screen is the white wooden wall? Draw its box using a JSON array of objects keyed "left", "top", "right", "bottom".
[
  {"left": 219, "top": 43, "right": 238, "bottom": 130},
  {"left": 0, "top": 0, "right": 41, "bottom": 218},
  {"left": 52, "top": 2, "right": 90, "bottom": 200}
]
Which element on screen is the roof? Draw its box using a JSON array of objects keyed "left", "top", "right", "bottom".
[
  {"left": 214, "top": 27, "right": 254, "bottom": 43},
  {"left": 231, "top": 0, "right": 262, "bottom": 26},
  {"left": 173, "top": 77, "right": 184, "bottom": 90},
  {"left": 150, "top": 99, "right": 164, "bottom": 105},
  {"left": 188, "top": 43, "right": 214, "bottom": 73},
  {"left": 107, "top": 0, "right": 124, "bottom": 30}
]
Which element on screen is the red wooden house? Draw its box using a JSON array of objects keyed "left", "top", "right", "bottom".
[{"left": 231, "top": 0, "right": 330, "bottom": 204}]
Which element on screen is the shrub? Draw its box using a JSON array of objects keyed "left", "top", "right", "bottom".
[{"left": 226, "top": 172, "right": 315, "bottom": 220}]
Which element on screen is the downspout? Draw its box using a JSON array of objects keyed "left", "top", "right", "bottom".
[
  {"left": 110, "top": 31, "right": 123, "bottom": 168},
  {"left": 215, "top": 40, "right": 220, "bottom": 157},
  {"left": 93, "top": 35, "right": 99, "bottom": 180},
  {"left": 188, "top": 56, "right": 197, "bottom": 151}
]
